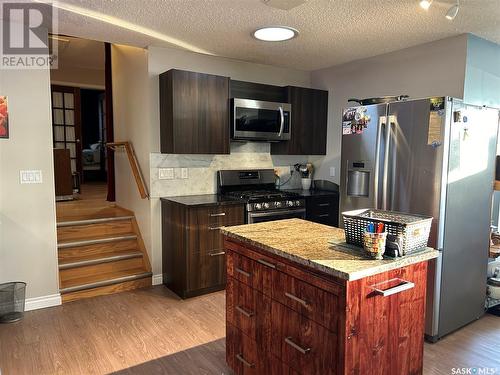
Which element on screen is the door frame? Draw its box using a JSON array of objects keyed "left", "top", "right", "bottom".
[
  {"left": 105, "top": 42, "right": 115, "bottom": 201},
  {"left": 50, "top": 84, "right": 83, "bottom": 183}
]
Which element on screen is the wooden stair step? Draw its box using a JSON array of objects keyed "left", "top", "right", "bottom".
[
  {"left": 58, "top": 234, "right": 137, "bottom": 249},
  {"left": 57, "top": 215, "right": 134, "bottom": 228},
  {"left": 60, "top": 267, "right": 151, "bottom": 292},
  {"left": 57, "top": 220, "right": 134, "bottom": 242},
  {"left": 59, "top": 251, "right": 143, "bottom": 270},
  {"left": 58, "top": 238, "right": 138, "bottom": 263},
  {"left": 60, "top": 257, "right": 146, "bottom": 284},
  {"left": 61, "top": 276, "right": 152, "bottom": 303}
]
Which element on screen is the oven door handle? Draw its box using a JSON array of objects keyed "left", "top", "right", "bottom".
[{"left": 248, "top": 208, "right": 306, "bottom": 219}]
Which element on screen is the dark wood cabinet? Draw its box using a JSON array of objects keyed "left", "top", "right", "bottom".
[
  {"left": 161, "top": 199, "right": 244, "bottom": 298},
  {"left": 159, "top": 69, "right": 230, "bottom": 154},
  {"left": 305, "top": 193, "right": 339, "bottom": 227},
  {"left": 224, "top": 237, "right": 429, "bottom": 375},
  {"left": 271, "top": 86, "right": 328, "bottom": 155}
]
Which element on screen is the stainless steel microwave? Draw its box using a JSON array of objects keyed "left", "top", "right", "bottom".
[{"left": 231, "top": 98, "right": 291, "bottom": 141}]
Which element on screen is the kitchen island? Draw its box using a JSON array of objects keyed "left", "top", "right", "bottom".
[{"left": 221, "top": 219, "right": 438, "bottom": 375}]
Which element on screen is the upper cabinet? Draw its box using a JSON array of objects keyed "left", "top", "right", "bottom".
[
  {"left": 159, "top": 69, "right": 230, "bottom": 154},
  {"left": 159, "top": 69, "right": 328, "bottom": 155},
  {"left": 271, "top": 86, "right": 329, "bottom": 155}
]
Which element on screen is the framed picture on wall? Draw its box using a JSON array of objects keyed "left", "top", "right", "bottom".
[{"left": 0, "top": 96, "right": 8, "bottom": 139}]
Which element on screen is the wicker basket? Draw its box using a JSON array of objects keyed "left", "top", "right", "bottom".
[{"left": 343, "top": 209, "right": 432, "bottom": 255}]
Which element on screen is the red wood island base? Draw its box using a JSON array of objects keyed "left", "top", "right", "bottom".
[{"left": 222, "top": 219, "right": 438, "bottom": 375}]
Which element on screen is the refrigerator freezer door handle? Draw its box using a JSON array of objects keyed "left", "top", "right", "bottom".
[
  {"left": 374, "top": 116, "right": 386, "bottom": 209},
  {"left": 382, "top": 115, "right": 396, "bottom": 210}
]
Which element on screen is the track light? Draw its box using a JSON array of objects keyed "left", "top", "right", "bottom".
[
  {"left": 446, "top": 1, "right": 459, "bottom": 20},
  {"left": 419, "top": 0, "right": 433, "bottom": 10}
]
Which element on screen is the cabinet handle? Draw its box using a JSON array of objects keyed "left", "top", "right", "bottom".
[
  {"left": 369, "top": 278, "right": 415, "bottom": 297},
  {"left": 209, "top": 212, "right": 226, "bottom": 217},
  {"left": 236, "top": 305, "right": 254, "bottom": 318},
  {"left": 285, "top": 292, "right": 309, "bottom": 307},
  {"left": 317, "top": 214, "right": 329, "bottom": 218},
  {"left": 317, "top": 203, "right": 330, "bottom": 207},
  {"left": 209, "top": 251, "right": 225, "bottom": 257},
  {"left": 257, "top": 259, "right": 276, "bottom": 269},
  {"left": 284, "top": 337, "right": 311, "bottom": 355},
  {"left": 208, "top": 226, "right": 223, "bottom": 230},
  {"left": 236, "top": 353, "right": 255, "bottom": 368},
  {"left": 235, "top": 267, "right": 251, "bottom": 277}
]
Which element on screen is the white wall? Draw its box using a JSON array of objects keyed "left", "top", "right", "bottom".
[
  {"left": 111, "top": 45, "right": 152, "bottom": 267},
  {"left": 0, "top": 64, "right": 60, "bottom": 303},
  {"left": 310, "top": 34, "right": 468, "bottom": 184},
  {"left": 51, "top": 65, "right": 105, "bottom": 89},
  {"left": 464, "top": 34, "right": 500, "bottom": 109}
]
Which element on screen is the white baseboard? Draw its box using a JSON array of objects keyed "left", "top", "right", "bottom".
[
  {"left": 152, "top": 274, "right": 163, "bottom": 286},
  {"left": 25, "top": 293, "right": 62, "bottom": 311}
]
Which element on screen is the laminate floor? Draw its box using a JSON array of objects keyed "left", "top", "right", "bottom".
[{"left": 0, "top": 286, "right": 499, "bottom": 375}]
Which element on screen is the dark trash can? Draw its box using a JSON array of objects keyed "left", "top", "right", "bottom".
[{"left": 0, "top": 282, "right": 27, "bottom": 323}]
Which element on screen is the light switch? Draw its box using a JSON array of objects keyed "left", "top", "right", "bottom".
[
  {"left": 330, "top": 167, "right": 336, "bottom": 177},
  {"left": 20, "top": 170, "right": 43, "bottom": 184},
  {"left": 181, "top": 168, "right": 188, "bottom": 179},
  {"left": 159, "top": 168, "right": 174, "bottom": 180}
]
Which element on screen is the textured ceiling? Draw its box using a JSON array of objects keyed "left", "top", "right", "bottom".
[{"left": 46, "top": 0, "right": 500, "bottom": 71}]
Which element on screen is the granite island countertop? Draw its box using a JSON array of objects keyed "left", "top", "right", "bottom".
[{"left": 221, "top": 218, "right": 439, "bottom": 281}]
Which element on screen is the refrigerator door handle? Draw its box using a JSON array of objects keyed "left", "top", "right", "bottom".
[
  {"left": 374, "top": 116, "right": 386, "bottom": 208},
  {"left": 382, "top": 115, "right": 396, "bottom": 210}
]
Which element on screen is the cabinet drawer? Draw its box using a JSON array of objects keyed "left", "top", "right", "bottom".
[
  {"left": 187, "top": 251, "right": 225, "bottom": 292},
  {"left": 226, "top": 324, "right": 269, "bottom": 375},
  {"left": 226, "top": 250, "right": 273, "bottom": 296},
  {"left": 271, "top": 302, "right": 337, "bottom": 375},
  {"left": 188, "top": 205, "right": 244, "bottom": 254},
  {"left": 272, "top": 271, "right": 339, "bottom": 332},
  {"left": 227, "top": 277, "right": 271, "bottom": 348}
]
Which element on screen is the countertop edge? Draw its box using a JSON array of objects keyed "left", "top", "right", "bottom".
[{"left": 221, "top": 229, "right": 439, "bottom": 281}]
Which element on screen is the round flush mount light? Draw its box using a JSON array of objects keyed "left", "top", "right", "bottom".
[
  {"left": 253, "top": 26, "right": 298, "bottom": 42},
  {"left": 419, "top": 0, "right": 433, "bottom": 10}
]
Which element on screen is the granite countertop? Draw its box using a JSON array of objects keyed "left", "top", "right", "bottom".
[
  {"left": 221, "top": 218, "right": 439, "bottom": 281},
  {"left": 160, "top": 194, "right": 244, "bottom": 207},
  {"left": 283, "top": 189, "right": 339, "bottom": 197}
]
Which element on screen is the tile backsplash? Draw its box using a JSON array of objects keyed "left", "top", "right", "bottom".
[{"left": 150, "top": 142, "right": 311, "bottom": 198}]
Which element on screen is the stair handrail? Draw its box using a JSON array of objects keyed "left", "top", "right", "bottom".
[{"left": 107, "top": 141, "right": 149, "bottom": 200}]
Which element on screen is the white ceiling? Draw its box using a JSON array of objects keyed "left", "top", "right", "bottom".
[{"left": 50, "top": 0, "right": 500, "bottom": 71}]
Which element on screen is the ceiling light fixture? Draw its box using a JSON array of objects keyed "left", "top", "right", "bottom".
[
  {"left": 419, "top": 0, "right": 433, "bottom": 10},
  {"left": 253, "top": 27, "right": 298, "bottom": 42},
  {"left": 446, "top": 1, "right": 460, "bottom": 20},
  {"left": 34, "top": 0, "right": 212, "bottom": 55}
]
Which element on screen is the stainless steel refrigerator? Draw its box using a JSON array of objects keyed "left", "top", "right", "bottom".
[{"left": 340, "top": 97, "right": 499, "bottom": 341}]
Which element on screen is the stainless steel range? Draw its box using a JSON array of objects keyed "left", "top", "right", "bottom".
[{"left": 217, "top": 169, "right": 305, "bottom": 224}]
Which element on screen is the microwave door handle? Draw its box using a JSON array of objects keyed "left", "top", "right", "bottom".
[{"left": 278, "top": 106, "right": 285, "bottom": 137}]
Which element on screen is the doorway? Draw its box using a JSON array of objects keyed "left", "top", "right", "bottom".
[{"left": 49, "top": 35, "right": 114, "bottom": 202}]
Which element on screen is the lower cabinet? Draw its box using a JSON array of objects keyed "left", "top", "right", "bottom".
[
  {"left": 224, "top": 238, "right": 429, "bottom": 375},
  {"left": 161, "top": 200, "right": 244, "bottom": 298},
  {"left": 305, "top": 193, "right": 339, "bottom": 227}
]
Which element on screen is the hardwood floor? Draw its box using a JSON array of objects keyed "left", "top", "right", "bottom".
[{"left": 0, "top": 286, "right": 499, "bottom": 375}]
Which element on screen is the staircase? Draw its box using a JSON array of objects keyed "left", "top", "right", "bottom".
[{"left": 57, "top": 207, "right": 152, "bottom": 303}]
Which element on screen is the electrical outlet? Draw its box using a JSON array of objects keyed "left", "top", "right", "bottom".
[
  {"left": 330, "top": 167, "right": 336, "bottom": 177},
  {"left": 181, "top": 168, "right": 189, "bottom": 179},
  {"left": 159, "top": 168, "right": 174, "bottom": 180},
  {"left": 20, "top": 170, "right": 43, "bottom": 184}
]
